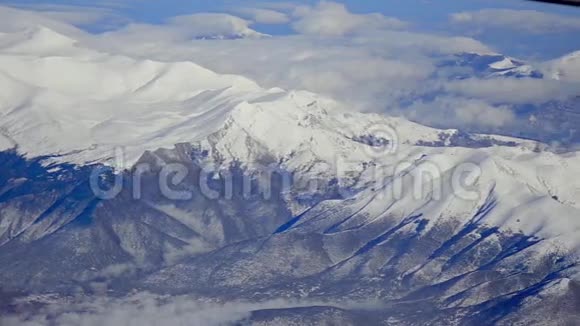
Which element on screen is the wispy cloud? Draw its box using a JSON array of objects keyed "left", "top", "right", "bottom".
[
  {"left": 1, "top": 3, "right": 129, "bottom": 30},
  {"left": 406, "top": 97, "right": 517, "bottom": 129},
  {"left": 92, "top": 26, "right": 491, "bottom": 112},
  {"left": 233, "top": 7, "right": 290, "bottom": 24},
  {"left": 444, "top": 78, "right": 578, "bottom": 105},
  {"left": 450, "top": 9, "right": 580, "bottom": 34},
  {"left": 1, "top": 292, "right": 374, "bottom": 326}
]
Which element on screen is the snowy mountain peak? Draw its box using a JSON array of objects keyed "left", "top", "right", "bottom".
[
  {"left": 440, "top": 53, "right": 543, "bottom": 79},
  {"left": 0, "top": 26, "right": 77, "bottom": 54},
  {"left": 489, "top": 57, "right": 518, "bottom": 70}
]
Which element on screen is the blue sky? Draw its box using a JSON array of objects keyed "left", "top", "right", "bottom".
[{"left": 1, "top": 0, "right": 579, "bottom": 58}]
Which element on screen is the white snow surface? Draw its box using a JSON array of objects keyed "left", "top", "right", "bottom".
[
  {"left": 490, "top": 64, "right": 535, "bottom": 77},
  {"left": 1, "top": 25, "right": 580, "bottom": 258},
  {"left": 0, "top": 26, "right": 268, "bottom": 164},
  {"left": 489, "top": 57, "right": 517, "bottom": 70},
  {"left": 0, "top": 26, "right": 538, "bottom": 166}
]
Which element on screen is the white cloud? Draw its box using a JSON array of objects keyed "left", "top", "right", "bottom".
[
  {"left": 1, "top": 293, "right": 251, "bottom": 326},
  {"left": 252, "top": 1, "right": 304, "bottom": 11},
  {"left": 38, "top": 11, "right": 114, "bottom": 26},
  {"left": 450, "top": 9, "right": 580, "bottom": 34},
  {"left": 543, "top": 51, "right": 580, "bottom": 82},
  {"left": 169, "top": 13, "right": 265, "bottom": 38},
  {"left": 1, "top": 292, "right": 373, "bottom": 326},
  {"left": 444, "top": 78, "right": 579, "bottom": 105},
  {"left": 234, "top": 8, "right": 290, "bottom": 24},
  {"left": 0, "top": 6, "right": 88, "bottom": 36},
  {"left": 1, "top": 2, "right": 493, "bottom": 116},
  {"left": 90, "top": 32, "right": 479, "bottom": 111},
  {"left": 406, "top": 97, "right": 516, "bottom": 129},
  {"left": 292, "top": 1, "right": 408, "bottom": 37},
  {"left": 103, "top": 13, "right": 264, "bottom": 42},
  {"left": 1, "top": 3, "right": 129, "bottom": 30},
  {"left": 355, "top": 31, "right": 495, "bottom": 55},
  {"left": 87, "top": 6, "right": 490, "bottom": 111}
]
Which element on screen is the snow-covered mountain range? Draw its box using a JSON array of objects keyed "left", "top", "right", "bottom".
[
  {"left": 438, "top": 52, "right": 543, "bottom": 79},
  {"left": 1, "top": 25, "right": 580, "bottom": 325}
]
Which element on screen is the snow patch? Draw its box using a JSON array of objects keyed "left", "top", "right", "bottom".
[{"left": 489, "top": 57, "right": 517, "bottom": 70}]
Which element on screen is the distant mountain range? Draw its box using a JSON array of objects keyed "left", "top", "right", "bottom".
[{"left": 438, "top": 52, "right": 544, "bottom": 79}]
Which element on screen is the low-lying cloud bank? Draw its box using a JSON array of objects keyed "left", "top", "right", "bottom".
[{"left": 1, "top": 292, "right": 376, "bottom": 326}]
